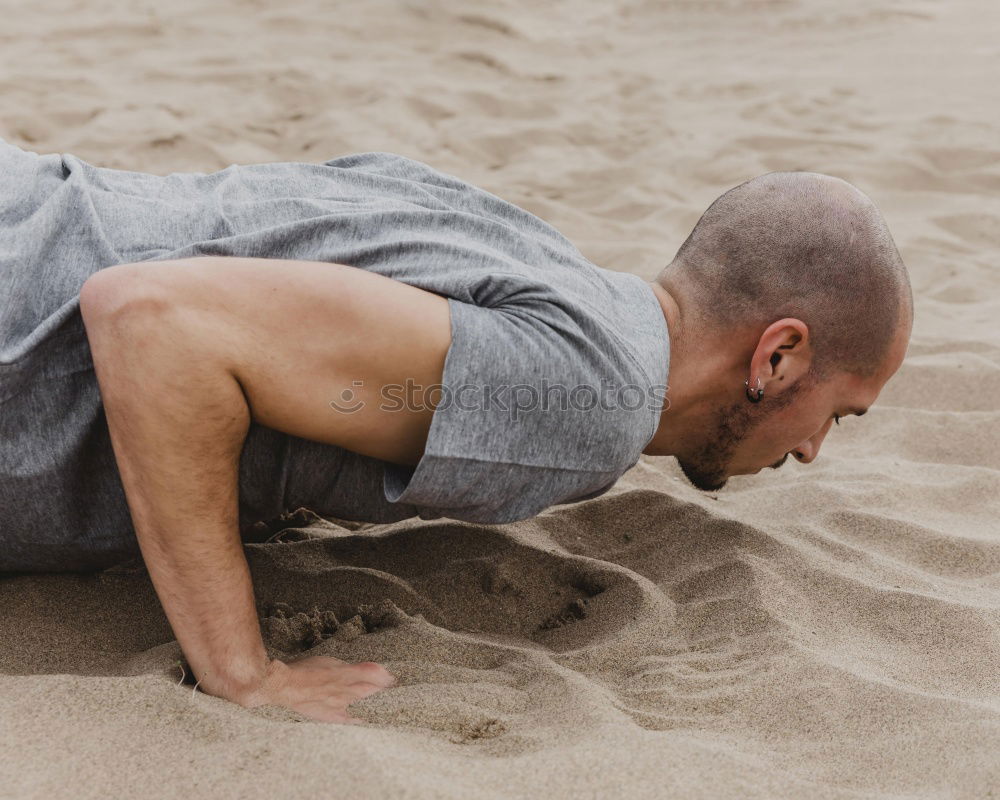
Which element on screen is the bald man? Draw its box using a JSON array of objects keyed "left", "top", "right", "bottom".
[{"left": 0, "top": 139, "right": 912, "bottom": 723}]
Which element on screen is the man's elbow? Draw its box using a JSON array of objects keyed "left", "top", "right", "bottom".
[{"left": 79, "top": 263, "right": 174, "bottom": 327}]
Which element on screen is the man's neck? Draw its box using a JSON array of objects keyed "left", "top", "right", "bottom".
[{"left": 641, "top": 279, "right": 724, "bottom": 457}]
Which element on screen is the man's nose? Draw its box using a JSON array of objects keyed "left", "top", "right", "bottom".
[{"left": 792, "top": 420, "right": 833, "bottom": 464}]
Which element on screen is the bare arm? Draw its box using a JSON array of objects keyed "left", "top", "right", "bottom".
[{"left": 78, "top": 255, "right": 451, "bottom": 722}]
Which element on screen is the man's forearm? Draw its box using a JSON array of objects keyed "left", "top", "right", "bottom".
[
  {"left": 73, "top": 254, "right": 442, "bottom": 721},
  {"left": 79, "top": 268, "right": 273, "bottom": 702}
]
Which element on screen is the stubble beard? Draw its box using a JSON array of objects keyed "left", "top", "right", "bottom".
[
  {"left": 676, "top": 399, "right": 756, "bottom": 491},
  {"left": 676, "top": 377, "right": 811, "bottom": 492}
]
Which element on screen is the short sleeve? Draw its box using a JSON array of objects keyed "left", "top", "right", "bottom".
[{"left": 381, "top": 289, "right": 658, "bottom": 524}]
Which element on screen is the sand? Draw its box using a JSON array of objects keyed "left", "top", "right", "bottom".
[{"left": 2, "top": 0, "right": 999, "bottom": 797}]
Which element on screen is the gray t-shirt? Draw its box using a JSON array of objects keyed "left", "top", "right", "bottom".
[{"left": 0, "top": 138, "right": 669, "bottom": 572}]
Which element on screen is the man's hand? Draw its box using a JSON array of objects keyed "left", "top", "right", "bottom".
[
  {"left": 241, "top": 656, "right": 398, "bottom": 724},
  {"left": 78, "top": 256, "right": 451, "bottom": 722}
]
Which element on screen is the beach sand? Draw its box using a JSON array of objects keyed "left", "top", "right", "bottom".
[{"left": 2, "top": 0, "right": 999, "bottom": 797}]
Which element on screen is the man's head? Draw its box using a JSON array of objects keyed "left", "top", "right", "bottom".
[{"left": 650, "top": 170, "right": 913, "bottom": 491}]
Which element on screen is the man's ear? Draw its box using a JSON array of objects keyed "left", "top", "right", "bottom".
[{"left": 753, "top": 318, "right": 812, "bottom": 388}]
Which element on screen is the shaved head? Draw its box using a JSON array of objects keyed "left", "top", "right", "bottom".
[{"left": 658, "top": 171, "right": 912, "bottom": 380}]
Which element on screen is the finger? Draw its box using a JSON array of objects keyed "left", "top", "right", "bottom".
[
  {"left": 347, "top": 681, "right": 392, "bottom": 700},
  {"left": 351, "top": 662, "right": 397, "bottom": 687}
]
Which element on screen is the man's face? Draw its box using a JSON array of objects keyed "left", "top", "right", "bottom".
[{"left": 677, "top": 323, "right": 910, "bottom": 492}]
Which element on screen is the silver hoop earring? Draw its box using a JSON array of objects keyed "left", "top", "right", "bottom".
[{"left": 745, "top": 377, "right": 764, "bottom": 403}]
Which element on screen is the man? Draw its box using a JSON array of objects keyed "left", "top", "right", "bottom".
[{"left": 0, "top": 139, "right": 912, "bottom": 724}]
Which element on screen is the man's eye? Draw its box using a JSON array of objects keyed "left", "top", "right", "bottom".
[{"left": 833, "top": 414, "right": 841, "bottom": 426}]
